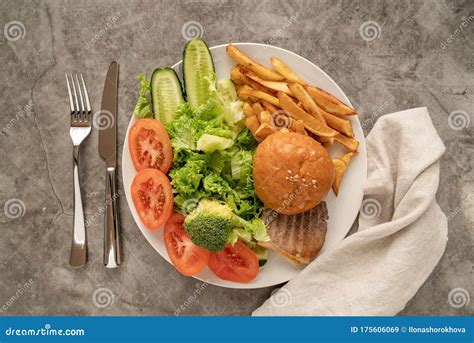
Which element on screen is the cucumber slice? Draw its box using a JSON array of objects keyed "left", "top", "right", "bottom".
[
  {"left": 244, "top": 241, "right": 269, "bottom": 267},
  {"left": 217, "top": 79, "right": 237, "bottom": 104},
  {"left": 183, "top": 38, "right": 215, "bottom": 108},
  {"left": 254, "top": 246, "right": 268, "bottom": 267},
  {"left": 150, "top": 67, "right": 184, "bottom": 125},
  {"left": 217, "top": 79, "right": 244, "bottom": 126}
]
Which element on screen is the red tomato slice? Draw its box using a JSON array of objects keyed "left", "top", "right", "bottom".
[
  {"left": 131, "top": 168, "right": 173, "bottom": 230},
  {"left": 129, "top": 118, "right": 173, "bottom": 173},
  {"left": 208, "top": 241, "right": 259, "bottom": 283},
  {"left": 164, "top": 213, "right": 210, "bottom": 276}
]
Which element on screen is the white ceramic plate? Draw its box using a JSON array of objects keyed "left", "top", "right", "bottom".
[{"left": 122, "top": 43, "right": 367, "bottom": 289}]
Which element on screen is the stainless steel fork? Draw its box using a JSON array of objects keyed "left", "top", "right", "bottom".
[{"left": 66, "top": 74, "right": 92, "bottom": 268}]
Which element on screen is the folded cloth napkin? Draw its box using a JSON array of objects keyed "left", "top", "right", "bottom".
[{"left": 253, "top": 107, "right": 448, "bottom": 316}]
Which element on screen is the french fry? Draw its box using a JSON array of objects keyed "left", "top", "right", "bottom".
[
  {"left": 334, "top": 133, "right": 359, "bottom": 152},
  {"left": 255, "top": 122, "right": 277, "bottom": 140},
  {"left": 231, "top": 66, "right": 271, "bottom": 93},
  {"left": 244, "top": 70, "right": 293, "bottom": 95},
  {"left": 245, "top": 116, "right": 261, "bottom": 142},
  {"left": 251, "top": 102, "right": 264, "bottom": 116},
  {"left": 236, "top": 85, "right": 258, "bottom": 102},
  {"left": 289, "top": 119, "right": 307, "bottom": 135},
  {"left": 243, "top": 103, "right": 261, "bottom": 142},
  {"left": 341, "top": 152, "right": 356, "bottom": 165},
  {"left": 271, "top": 57, "right": 306, "bottom": 85},
  {"left": 227, "top": 44, "right": 284, "bottom": 81},
  {"left": 259, "top": 110, "right": 272, "bottom": 124},
  {"left": 278, "top": 92, "right": 338, "bottom": 138},
  {"left": 237, "top": 66, "right": 275, "bottom": 93},
  {"left": 230, "top": 66, "right": 247, "bottom": 85},
  {"left": 288, "top": 83, "right": 327, "bottom": 125},
  {"left": 243, "top": 101, "right": 261, "bottom": 140},
  {"left": 322, "top": 112, "right": 354, "bottom": 137},
  {"left": 289, "top": 83, "right": 354, "bottom": 136},
  {"left": 237, "top": 87, "right": 280, "bottom": 107},
  {"left": 243, "top": 101, "right": 257, "bottom": 117},
  {"left": 261, "top": 100, "right": 278, "bottom": 113},
  {"left": 305, "top": 86, "right": 356, "bottom": 116},
  {"left": 319, "top": 136, "right": 334, "bottom": 148},
  {"left": 332, "top": 159, "right": 347, "bottom": 196},
  {"left": 332, "top": 152, "right": 355, "bottom": 195}
]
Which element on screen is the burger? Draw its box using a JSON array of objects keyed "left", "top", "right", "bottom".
[{"left": 253, "top": 131, "right": 334, "bottom": 215}]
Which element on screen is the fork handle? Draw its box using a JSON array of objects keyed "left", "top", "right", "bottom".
[
  {"left": 104, "top": 167, "right": 121, "bottom": 268},
  {"left": 69, "top": 145, "right": 87, "bottom": 267}
]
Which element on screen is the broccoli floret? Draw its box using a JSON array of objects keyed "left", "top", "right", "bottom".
[
  {"left": 184, "top": 199, "right": 269, "bottom": 252},
  {"left": 184, "top": 199, "right": 234, "bottom": 252},
  {"left": 184, "top": 215, "right": 232, "bottom": 252}
]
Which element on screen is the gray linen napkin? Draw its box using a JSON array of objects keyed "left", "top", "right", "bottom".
[{"left": 253, "top": 107, "right": 447, "bottom": 316}]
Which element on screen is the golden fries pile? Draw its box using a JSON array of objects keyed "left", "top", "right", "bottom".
[{"left": 226, "top": 43, "right": 359, "bottom": 195}]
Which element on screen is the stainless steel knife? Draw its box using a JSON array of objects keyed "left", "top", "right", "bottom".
[{"left": 98, "top": 61, "right": 121, "bottom": 268}]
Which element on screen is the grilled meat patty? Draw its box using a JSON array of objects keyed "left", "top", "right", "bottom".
[{"left": 260, "top": 202, "right": 328, "bottom": 265}]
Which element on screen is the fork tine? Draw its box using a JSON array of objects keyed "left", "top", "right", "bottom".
[
  {"left": 75, "top": 74, "right": 85, "bottom": 114},
  {"left": 66, "top": 74, "right": 75, "bottom": 113},
  {"left": 80, "top": 74, "right": 91, "bottom": 114},
  {"left": 70, "top": 74, "right": 80, "bottom": 116}
]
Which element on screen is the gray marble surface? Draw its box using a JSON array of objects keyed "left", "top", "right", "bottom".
[{"left": 0, "top": 0, "right": 472, "bottom": 316}]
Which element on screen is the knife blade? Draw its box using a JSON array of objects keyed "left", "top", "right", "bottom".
[
  {"left": 99, "top": 61, "right": 121, "bottom": 268},
  {"left": 99, "top": 61, "right": 118, "bottom": 166}
]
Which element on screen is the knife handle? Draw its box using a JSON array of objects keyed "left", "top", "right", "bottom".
[
  {"left": 70, "top": 146, "right": 87, "bottom": 267},
  {"left": 104, "top": 167, "right": 121, "bottom": 268}
]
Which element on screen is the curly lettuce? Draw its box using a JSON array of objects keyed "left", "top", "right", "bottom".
[{"left": 133, "top": 74, "right": 153, "bottom": 118}]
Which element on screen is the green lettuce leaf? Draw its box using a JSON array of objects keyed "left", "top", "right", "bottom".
[
  {"left": 169, "top": 158, "right": 207, "bottom": 195},
  {"left": 133, "top": 74, "right": 153, "bottom": 118}
]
